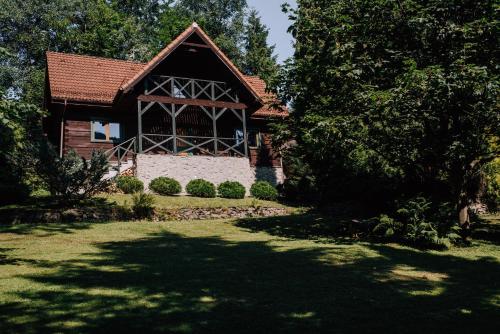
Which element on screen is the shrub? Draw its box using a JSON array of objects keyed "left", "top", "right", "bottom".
[
  {"left": 250, "top": 181, "right": 278, "bottom": 201},
  {"left": 149, "top": 177, "right": 181, "bottom": 196},
  {"left": 372, "top": 197, "right": 462, "bottom": 249},
  {"left": 116, "top": 176, "right": 144, "bottom": 194},
  {"left": 372, "top": 214, "right": 403, "bottom": 240},
  {"left": 132, "top": 192, "right": 155, "bottom": 219},
  {"left": 186, "top": 179, "right": 216, "bottom": 198},
  {"left": 218, "top": 181, "right": 246, "bottom": 199},
  {"left": 37, "top": 145, "right": 109, "bottom": 201}
]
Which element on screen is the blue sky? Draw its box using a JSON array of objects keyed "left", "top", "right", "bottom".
[{"left": 246, "top": 0, "right": 297, "bottom": 63}]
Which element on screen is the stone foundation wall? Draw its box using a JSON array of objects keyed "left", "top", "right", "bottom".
[{"left": 136, "top": 154, "right": 284, "bottom": 195}]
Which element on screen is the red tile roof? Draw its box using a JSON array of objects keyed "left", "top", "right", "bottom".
[
  {"left": 45, "top": 23, "right": 287, "bottom": 117},
  {"left": 244, "top": 75, "right": 289, "bottom": 118},
  {"left": 46, "top": 51, "right": 144, "bottom": 104}
]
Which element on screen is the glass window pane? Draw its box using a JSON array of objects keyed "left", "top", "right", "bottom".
[
  {"left": 109, "top": 123, "right": 121, "bottom": 141},
  {"left": 93, "top": 121, "right": 106, "bottom": 140}
]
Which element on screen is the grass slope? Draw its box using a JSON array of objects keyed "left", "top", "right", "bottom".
[
  {"left": 0, "top": 216, "right": 499, "bottom": 333},
  {"left": 102, "top": 193, "right": 289, "bottom": 209}
]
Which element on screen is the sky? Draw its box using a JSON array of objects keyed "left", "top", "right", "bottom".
[{"left": 246, "top": 0, "right": 297, "bottom": 63}]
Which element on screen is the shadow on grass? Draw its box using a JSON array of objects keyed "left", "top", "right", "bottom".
[
  {"left": 471, "top": 215, "right": 500, "bottom": 245},
  {"left": 0, "top": 227, "right": 498, "bottom": 333},
  {"left": 0, "top": 197, "right": 125, "bottom": 235},
  {"left": 234, "top": 212, "right": 365, "bottom": 243}
]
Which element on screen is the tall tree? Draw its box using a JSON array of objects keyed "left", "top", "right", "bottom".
[
  {"left": 242, "top": 9, "right": 278, "bottom": 81},
  {"left": 175, "top": 0, "right": 247, "bottom": 65},
  {"left": 0, "top": 0, "right": 152, "bottom": 104},
  {"left": 279, "top": 0, "right": 499, "bottom": 224}
]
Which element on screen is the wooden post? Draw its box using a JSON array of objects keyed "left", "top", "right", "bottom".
[
  {"left": 172, "top": 103, "right": 177, "bottom": 154},
  {"left": 242, "top": 108, "right": 248, "bottom": 158},
  {"left": 212, "top": 107, "right": 218, "bottom": 154},
  {"left": 137, "top": 100, "right": 143, "bottom": 153},
  {"left": 170, "top": 79, "right": 177, "bottom": 154},
  {"left": 211, "top": 82, "right": 217, "bottom": 154}
]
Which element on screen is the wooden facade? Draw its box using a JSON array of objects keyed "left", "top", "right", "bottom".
[{"left": 44, "top": 23, "right": 287, "bottom": 168}]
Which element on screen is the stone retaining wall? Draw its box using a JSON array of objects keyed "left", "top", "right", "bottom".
[
  {"left": 136, "top": 154, "right": 284, "bottom": 195},
  {"left": 0, "top": 206, "right": 289, "bottom": 225}
]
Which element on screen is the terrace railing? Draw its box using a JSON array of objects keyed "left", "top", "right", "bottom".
[
  {"left": 140, "top": 134, "right": 245, "bottom": 157},
  {"left": 145, "top": 75, "right": 238, "bottom": 102},
  {"left": 104, "top": 137, "right": 137, "bottom": 169}
]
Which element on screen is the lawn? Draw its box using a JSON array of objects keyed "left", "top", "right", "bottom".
[
  {"left": 101, "top": 193, "right": 289, "bottom": 209},
  {"left": 0, "top": 215, "right": 499, "bottom": 333}
]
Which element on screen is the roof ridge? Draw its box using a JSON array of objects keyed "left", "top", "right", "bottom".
[{"left": 46, "top": 51, "right": 146, "bottom": 65}]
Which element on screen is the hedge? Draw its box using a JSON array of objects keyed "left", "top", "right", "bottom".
[
  {"left": 186, "top": 179, "right": 216, "bottom": 198},
  {"left": 149, "top": 177, "right": 181, "bottom": 196}
]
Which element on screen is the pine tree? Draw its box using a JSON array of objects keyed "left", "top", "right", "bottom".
[{"left": 242, "top": 9, "right": 277, "bottom": 81}]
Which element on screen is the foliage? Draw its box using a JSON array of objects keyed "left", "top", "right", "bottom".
[
  {"left": 480, "top": 159, "right": 500, "bottom": 213},
  {"left": 372, "top": 215, "right": 404, "bottom": 240},
  {"left": 175, "top": 0, "right": 247, "bottom": 66},
  {"left": 115, "top": 176, "right": 144, "bottom": 194},
  {"left": 0, "top": 0, "right": 153, "bottom": 104},
  {"left": 372, "top": 197, "right": 463, "bottom": 249},
  {"left": 149, "top": 177, "right": 182, "bottom": 196},
  {"left": 278, "top": 147, "right": 318, "bottom": 203},
  {"left": 277, "top": 0, "right": 499, "bottom": 225},
  {"left": 217, "top": 181, "right": 246, "bottom": 199},
  {"left": 0, "top": 100, "right": 45, "bottom": 202},
  {"left": 242, "top": 9, "right": 278, "bottom": 81},
  {"left": 250, "top": 181, "right": 278, "bottom": 201},
  {"left": 186, "top": 179, "right": 216, "bottom": 198},
  {"left": 131, "top": 191, "right": 155, "bottom": 219},
  {"left": 36, "top": 145, "right": 109, "bottom": 201}
]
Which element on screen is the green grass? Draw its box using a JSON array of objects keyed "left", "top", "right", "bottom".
[
  {"left": 0, "top": 214, "right": 499, "bottom": 333},
  {"left": 102, "top": 193, "right": 290, "bottom": 209}
]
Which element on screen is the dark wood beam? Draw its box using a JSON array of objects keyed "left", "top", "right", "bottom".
[
  {"left": 138, "top": 95, "right": 248, "bottom": 110},
  {"left": 182, "top": 42, "right": 211, "bottom": 49}
]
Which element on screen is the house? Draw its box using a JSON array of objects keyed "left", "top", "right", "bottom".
[{"left": 43, "top": 23, "right": 288, "bottom": 192}]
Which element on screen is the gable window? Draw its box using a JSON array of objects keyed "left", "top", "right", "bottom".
[{"left": 91, "top": 120, "right": 122, "bottom": 142}]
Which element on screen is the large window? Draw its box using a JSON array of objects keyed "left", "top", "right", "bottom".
[{"left": 91, "top": 120, "right": 122, "bottom": 142}]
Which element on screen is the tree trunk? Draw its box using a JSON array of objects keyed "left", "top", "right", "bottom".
[
  {"left": 458, "top": 196, "right": 471, "bottom": 241},
  {"left": 458, "top": 203, "right": 469, "bottom": 226}
]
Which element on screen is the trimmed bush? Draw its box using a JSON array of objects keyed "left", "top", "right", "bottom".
[
  {"left": 218, "top": 181, "right": 246, "bottom": 199},
  {"left": 250, "top": 181, "right": 278, "bottom": 201},
  {"left": 116, "top": 176, "right": 144, "bottom": 194},
  {"left": 186, "top": 179, "right": 216, "bottom": 198},
  {"left": 149, "top": 177, "right": 181, "bottom": 196}
]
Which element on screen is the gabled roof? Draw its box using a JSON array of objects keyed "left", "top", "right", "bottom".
[
  {"left": 120, "top": 23, "right": 261, "bottom": 103},
  {"left": 46, "top": 52, "right": 144, "bottom": 104}
]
